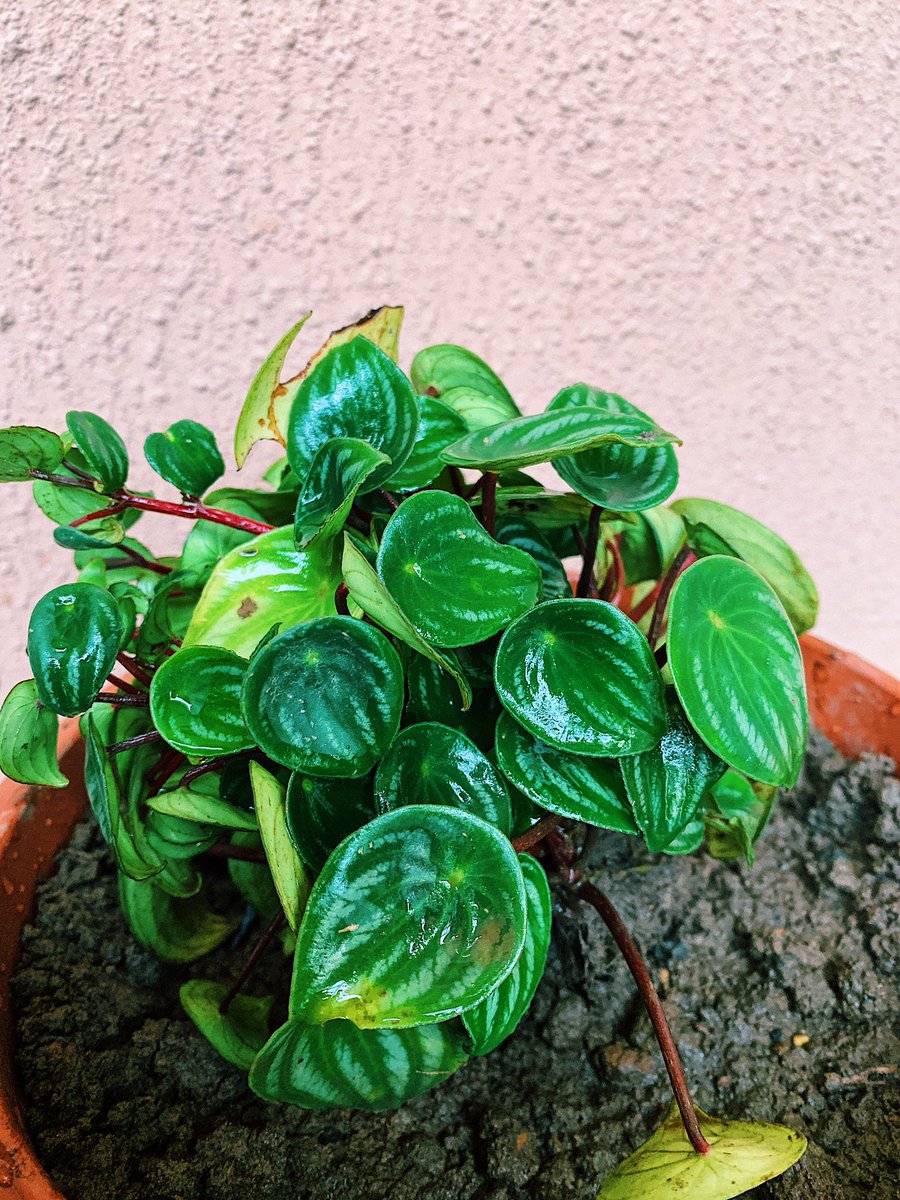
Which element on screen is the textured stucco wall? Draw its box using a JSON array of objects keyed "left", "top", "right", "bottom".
[{"left": 1, "top": 0, "right": 899, "bottom": 711}]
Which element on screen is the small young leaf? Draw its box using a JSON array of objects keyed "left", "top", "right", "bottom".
[
  {"left": 249, "top": 762, "right": 310, "bottom": 931},
  {"left": 147, "top": 786, "right": 258, "bottom": 831},
  {"left": 705, "top": 770, "right": 770, "bottom": 865},
  {"left": 385, "top": 395, "right": 467, "bottom": 490},
  {"left": 180, "top": 980, "right": 273, "bottom": 1070},
  {"left": 0, "top": 680, "right": 67, "bottom": 787},
  {"left": 53, "top": 519, "right": 125, "bottom": 550},
  {"left": 0, "top": 425, "right": 66, "bottom": 482},
  {"left": 294, "top": 436, "right": 389, "bottom": 549},
  {"left": 27, "top": 583, "right": 125, "bottom": 716},
  {"left": 66, "top": 410, "right": 129, "bottom": 491},
  {"left": 410, "top": 344, "right": 517, "bottom": 414},
  {"left": 144, "top": 419, "right": 225, "bottom": 497},
  {"left": 83, "top": 713, "right": 162, "bottom": 880},
  {"left": 118, "top": 873, "right": 234, "bottom": 963},
  {"left": 494, "top": 515, "right": 571, "bottom": 601},
  {"left": 150, "top": 645, "right": 254, "bottom": 757},
  {"left": 285, "top": 772, "right": 375, "bottom": 874}
]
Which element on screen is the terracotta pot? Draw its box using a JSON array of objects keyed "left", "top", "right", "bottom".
[{"left": 1, "top": 638, "right": 898, "bottom": 1199}]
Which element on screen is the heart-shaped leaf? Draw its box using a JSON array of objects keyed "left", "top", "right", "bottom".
[
  {"left": 462, "top": 853, "right": 551, "bottom": 1055},
  {"left": 547, "top": 386, "right": 679, "bottom": 512},
  {"left": 375, "top": 722, "right": 512, "bottom": 833},
  {"left": 494, "top": 515, "right": 571, "bottom": 601},
  {"left": 385, "top": 395, "right": 468, "bottom": 489},
  {"left": 668, "top": 557, "right": 807, "bottom": 786},
  {"left": 66, "top": 411, "right": 129, "bottom": 491},
  {"left": 620, "top": 704, "right": 726, "bottom": 851},
  {"left": 118, "top": 873, "right": 234, "bottom": 963},
  {"left": 286, "top": 337, "right": 419, "bottom": 494},
  {"left": 0, "top": 425, "right": 66, "bottom": 482},
  {"left": 494, "top": 711, "right": 637, "bottom": 832},
  {"left": 495, "top": 598, "right": 667, "bottom": 756},
  {"left": 441, "top": 409, "right": 680, "bottom": 473},
  {"left": 250, "top": 1017, "right": 470, "bottom": 1110},
  {"left": 27, "top": 582, "right": 125, "bottom": 716},
  {"left": 150, "top": 645, "right": 254, "bottom": 757},
  {"left": 0, "top": 679, "right": 67, "bottom": 787},
  {"left": 289, "top": 805, "right": 527, "bottom": 1028},
  {"left": 183, "top": 527, "right": 339, "bottom": 657},
  {"left": 597, "top": 1102, "right": 806, "bottom": 1200},
  {"left": 377, "top": 492, "right": 541, "bottom": 647},
  {"left": 294, "top": 436, "right": 389, "bottom": 549},
  {"left": 242, "top": 617, "right": 404, "bottom": 777},
  {"left": 410, "top": 343, "right": 517, "bottom": 414},
  {"left": 672, "top": 498, "right": 818, "bottom": 634},
  {"left": 249, "top": 763, "right": 310, "bottom": 930},
  {"left": 147, "top": 787, "right": 258, "bottom": 832},
  {"left": 285, "top": 772, "right": 375, "bottom": 873},
  {"left": 180, "top": 980, "right": 274, "bottom": 1070},
  {"left": 234, "top": 313, "right": 312, "bottom": 467},
  {"left": 144, "top": 419, "right": 225, "bottom": 497}
]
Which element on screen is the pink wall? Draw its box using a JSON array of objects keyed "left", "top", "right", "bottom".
[{"left": 1, "top": 0, "right": 898, "bottom": 707}]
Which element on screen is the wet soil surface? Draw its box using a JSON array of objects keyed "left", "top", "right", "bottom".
[{"left": 13, "top": 731, "right": 900, "bottom": 1200}]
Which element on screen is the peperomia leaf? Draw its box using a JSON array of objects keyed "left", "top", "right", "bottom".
[
  {"left": 180, "top": 486, "right": 298, "bottom": 577},
  {"left": 249, "top": 763, "right": 310, "bottom": 931},
  {"left": 228, "top": 830, "right": 280, "bottom": 920},
  {"left": 234, "top": 313, "right": 312, "bottom": 467},
  {"left": 53, "top": 519, "right": 125, "bottom": 551},
  {"left": 620, "top": 704, "right": 726, "bottom": 852},
  {"left": 493, "top": 514, "right": 571, "bottom": 601},
  {"left": 404, "top": 651, "right": 497, "bottom": 752},
  {"left": 618, "top": 505, "right": 685, "bottom": 585},
  {"left": 242, "top": 617, "right": 403, "bottom": 777},
  {"left": 150, "top": 645, "right": 254, "bottom": 757},
  {"left": 462, "top": 854, "right": 551, "bottom": 1055},
  {"left": 289, "top": 805, "right": 527, "bottom": 1028},
  {"left": 285, "top": 772, "right": 375, "bottom": 874},
  {"left": 180, "top": 980, "right": 273, "bottom": 1070},
  {"left": 705, "top": 770, "right": 770, "bottom": 865},
  {"left": 135, "top": 569, "right": 204, "bottom": 662},
  {"left": 147, "top": 787, "right": 258, "bottom": 832},
  {"left": 294, "top": 437, "right": 389, "bottom": 549},
  {"left": 410, "top": 343, "right": 516, "bottom": 414},
  {"left": 66, "top": 411, "right": 129, "bottom": 491},
  {"left": 596, "top": 1102, "right": 806, "bottom": 1200},
  {"left": 494, "top": 598, "right": 667, "bottom": 756},
  {"left": 118, "top": 873, "right": 233, "bottom": 963},
  {"left": 377, "top": 492, "right": 541, "bottom": 647},
  {"left": 27, "top": 582, "right": 124, "bottom": 716},
  {"left": 374, "top": 722, "right": 512, "bottom": 833},
  {"left": 0, "top": 425, "right": 66, "bottom": 482},
  {"left": 250, "top": 1017, "right": 469, "bottom": 1110},
  {"left": 385, "top": 395, "right": 468, "bottom": 490},
  {"left": 0, "top": 679, "right": 67, "bottom": 787},
  {"left": 494, "top": 711, "right": 637, "bottom": 833},
  {"left": 667, "top": 557, "right": 807, "bottom": 786},
  {"left": 144, "top": 420, "right": 225, "bottom": 497},
  {"left": 433, "top": 386, "right": 519, "bottom": 432}
]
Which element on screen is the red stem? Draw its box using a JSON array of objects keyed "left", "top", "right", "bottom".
[
  {"left": 647, "top": 546, "right": 696, "bottom": 648},
  {"left": 219, "top": 910, "right": 286, "bottom": 1015},
  {"left": 511, "top": 813, "right": 562, "bottom": 854},
  {"left": 72, "top": 494, "right": 274, "bottom": 536},
  {"left": 576, "top": 505, "right": 603, "bottom": 598},
  {"left": 599, "top": 536, "right": 625, "bottom": 605},
  {"left": 479, "top": 472, "right": 498, "bottom": 536},
  {"left": 92, "top": 692, "right": 149, "bottom": 707},
  {"left": 108, "top": 730, "right": 163, "bottom": 755},
  {"left": 627, "top": 577, "right": 664, "bottom": 625},
  {"left": 116, "top": 652, "right": 155, "bottom": 689},
  {"left": 106, "top": 673, "right": 143, "bottom": 697}
]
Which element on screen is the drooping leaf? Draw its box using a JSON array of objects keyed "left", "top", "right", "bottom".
[
  {"left": 285, "top": 772, "right": 374, "bottom": 874},
  {"left": 374, "top": 722, "right": 512, "bottom": 833},
  {"left": 249, "top": 763, "right": 310, "bottom": 931},
  {"left": 494, "top": 515, "right": 571, "bottom": 601},
  {"left": 289, "top": 805, "right": 527, "bottom": 1028},
  {"left": 118, "top": 873, "right": 233, "bottom": 963},
  {"left": 494, "top": 598, "right": 667, "bottom": 756},
  {"left": 243, "top": 617, "right": 403, "bottom": 777},
  {"left": 149, "top": 645, "right": 254, "bottom": 757},
  {"left": 667, "top": 557, "right": 807, "bottom": 786},
  {"left": 83, "top": 714, "right": 162, "bottom": 880},
  {"left": 145, "top": 810, "right": 218, "bottom": 862},
  {"left": 147, "top": 786, "right": 258, "bottom": 831},
  {"left": 53, "top": 519, "right": 125, "bottom": 550},
  {"left": 377, "top": 492, "right": 541, "bottom": 647},
  {"left": 463, "top": 854, "right": 551, "bottom": 1054},
  {"left": 403, "top": 651, "right": 497, "bottom": 751},
  {"left": 183, "top": 527, "right": 339, "bottom": 658},
  {"left": 385, "top": 395, "right": 468, "bottom": 490},
  {"left": 704, "top": 770, "right": 770, "bottom": 865},
  {"left": 144, "top": 419, "right": 225, "bottom": 497},
  {"left": 410, "top": 343, "right": 517, "bottom": 414},
  {"left": 0, "top": 680, "right": 67, "bottom": 787},
  {"left": 26, "top": 582, "right": 125, "bottom": 716},
  {"left": 180, "top": 486, "right": 299, "bottom": 577},
  {"left": 596, "top": 1102, "right": 806, "bottom": 1200},
  {"left": 494, "top": 711, "right": 637, "bottom": 833},
  {"left": 180, "top": 980, "right": 274, "bottom": 1070},
  {"left": 0, "top": 425, "right": 66, "bottom": 482},
  {"left": 234, "top": 313, "right": 312, "bottom": 467},
  {"left": 250, "top": 1017, "right": 469, "bottom": 1110},
  {"left": 294, "top": 437, "right": 389, "bottom": 549},
  {"left": 66, "top": 411, "right": 129, "bottom": 491}
]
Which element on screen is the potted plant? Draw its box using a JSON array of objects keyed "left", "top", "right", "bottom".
[{"left": 0, "top": 306, "right": 888, "bottom": 1199}]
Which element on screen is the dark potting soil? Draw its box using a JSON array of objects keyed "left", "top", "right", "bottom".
[{"left": 12, "top": 731, "right": 900, "bottom": 1200}]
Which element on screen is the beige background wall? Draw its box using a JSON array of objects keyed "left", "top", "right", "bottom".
[{"left": 1, "top": 0, "right": 898, "bottom": 709}]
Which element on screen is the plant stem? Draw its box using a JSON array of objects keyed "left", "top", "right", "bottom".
[
  {"left": 479, "top": 472, "right": 498, "bottom": 535},
  {"left": 146, "top": 748, "right": 186, "bottom": 796},
  {"left": 180, "top": 752, "right": 252, "bottom": 787},
  {"left": 575, "top": 505, "right": 603, "bottom": 598},
  {"left": 511, "top": 813, "right": 562, "bottom": 854},
  {"left": 106, "top": 673, "right": 144, "bottom": 697},
  {"left": 334, "top": 582, "right": 350, "bottom": 616},
  {"left": 72, "top": 494, "right": 274, "bottom": 536},
  {"left": 114, "top": 545, "right": 172, "bottom": 576},
  {"left": 108, "top": 730, "right": 163, "bottom": 755},
  {"left": 646, "top": 546, "right": 696, "bottom": 648},
  {"left": 464, "top": 474, "right": 486, "bottom": 501},
  {"left": 599, "top": 536, "right": 625, "bottom": 605},
  {"left": 219, "top": 910, "right": 286, "bottom": 1015},
  {"left": 447, "top": 466, "right": 467, "bottom": 497},
  {"left": 379, "top": 489, "right": 400, "bottom": 512},
  {"left": 92, "top": 692, "right": 149, "bottom": 707},
  {"left": 627, "top": 577, "right": 664, "bottom": 625},
  {"left": 116, "top": 652, "right": 155, "bottom": 688}
]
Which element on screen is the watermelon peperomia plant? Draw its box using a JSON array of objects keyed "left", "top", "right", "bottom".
[{"left": 0, "top": 306, "right": 815, "bottom": 1199}]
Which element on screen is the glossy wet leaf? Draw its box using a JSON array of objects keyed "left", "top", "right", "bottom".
[
  {"left": 150, "top": 645, "right": 254, "bottom": 757},
  {"left": 180, "top": 486, "right": 299, "bottom": 577},
  {"left": 289, "top": 805, "right": 527, "bottom": 1028},
  {"left": 494, "top": 515, "right": 571, "bottom": 601},
  {"left": 494, "top": 711, "right": 637, "bottom": 832},
  {"left": 249, "top": 763, "right": 311, "bottom": 931},
  {"left": 118, "top": 873, "right": 234, "bottom": 963},
  {"left": 377, "top": 492, "right": 541, "bottom": 647},
  {"left": 0, "top": 425, "right": 66, "bottom": 482},
  {"left": 672, "top": 498, "right": 818, "bottom": 634},
  {"left": 294, "top": 436, "right": 389, "bottom": 548},
  {"left": 147, "top": 787, "right": 258, "bottom": 832},
  {"left": 620, "top": 704, "right": 726, "bottom": 852},
  {"left": 183, "top": 527, "right": 339, "bottom": 658},
  {"left": 495, "top": 598, "right": 667, "bottom": 756},
  {"left": 285, "top": 772, "right": 375, "bottom": 874},
  {"left": 144, "top": 419, "right": 225, "bottom": 497},
  {"left": 375, "top": 722, "right": 512, "bottom": 833},
  {"left": 0, "top": 679, "right": 67, "bottom": 787},
  {"left": 180, "top": 980, "right": 274, "bottom": 1070},
  {"left": 65, "top": 411, "right": 128, "bottom": 491},
  {"left": 410, "top": 343, "right": 516, "bottom": 413},
  {"left": 250, "top": 1017, "right": 469, "bottom": 1110},
  {"left": 386, "top": 395, "right": 468, "bottom": 489},
  {"left": 243, "top": 618, "right": 403, "bottom": 778},
  {"left": 27, "top": 582, "right": 125, "bottom": 716},
  {"left": 462, "top": 854, "right": 551, "bottom": 1055},
  {"left": 404, "top": 651, "right": 497, "bottom": 752},
  {"left": 668, "top": 557, "right": 807, "bottom": 786},
  {"left": 596, "top": 1101, "right": 806, "bottom": 1200}
]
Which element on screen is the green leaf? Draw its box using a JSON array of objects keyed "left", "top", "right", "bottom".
[
  {"left": 668, "top": 557, "right": 807, "bottom": 786},
  {"left": 377, "top": 492, "right": 542, "bottom": 648},
  {"left": 617, "top": 505, "right": 685, "bottom": 585},
  {"left": 462, "top": 854, "right": 551, "bottom": 1054},
  {"left": 705, "top": 770, "right": 769, "bottom": 865},
  {"left": 0, "top": 425, "right": 66, "bottom": 482},
  {"left": 294, "top": 437, "right": 390, "bottom": 549},
  {"left": 285, "top": 772, "right": 375, "bottom": 873},
  {"left": 234, "top": 313, "right": 312, "bottom": 467},
  {"left": 147, "top": 787, "right": 258, "bottom": 831},
  {"left": 66, "top": 411, "right": 128, "bottom": 491},
  {"left": 410, "top": 343, "right": 517, "bottom": 415},
  {"left": 144, "top": 419, "right": 225, "bottom": 497},
  {"left": 135, "top": 569, "right": 203, "bottom": 661},
  {"left": 495, "top": 486, "right": 594, "bottom": 533},
  {"left": 660, "top": 817, "right": 706, "bottom": 855},
  {"left": 53, "top": 519, "right": 125, "bottom": 550},
  {"left": 249, "top": 763, "right": 311, "bottom": 930},
  {"left": 672, "top": 498, "right": 818, "bottom": 634},
  {"left": 228, "top": 830, "right": 280, "bottom": 919},
  {"left": 145, "top": 810, "right": 218, "bottom": 861},
  {"left": 183, "top": 527, "right": 339, "bottom": 658},
  {"left": 289, "top": 806, "right": 527, "bottom": 1028},
  {"left": 27, "top": 582, "right": 125, "bottom": 716},
  {"left": 596, "top": 1102, "right": 806, "bottom": 1200},
  {"left": 83, "top": 714, "right": 162, "bottom": 880},
  {"left": 150, "top": 645, "right": 254, "bottom": 757},
  {"left": 494, "top": 515, "right": 571, "bottom": 601},
  {"left": 547, "top": 386, "right": 679, "bottom": 512},
  {"left": 620, "top": 704, "right": 726, "bottom": 852},
  {"left": 250, "top": 1017, "right": 469, "bottom": 1110},
  {"left": 495, "top": 598, "right": 667, "bottom": 756},
  {"left": 433, "top": 386, "right": 520, "bottom": 432},
  {"left": 242, "top": 618, "right": 403, "bottom": 778},
  {"left": 118, "top": 873, "right": 234, "bottom": 963},
  {"left": 0, "top": 680, "right": 67, "bottom": 787},
  {"left": 286, "top": 337, "right": 419, "bottom": 494},
  {"left": 404, "top": 652, "right": 497, "bottom": 752},
  {"left": 375, "top": 722, "right": 512, "bottom": 833},
  {"left": 441, "top": 409, "right": 680, "bottom": 473},
  {"left": 385, "top": 395, "right": 468, "bottom": 489},
  {"left": 180, "top": 980, "right": 273, "bottom": 1070},
  {"left": 180, "top": 486, "right": 299, "bottom": 577},
  {"left": 494, "top": 711, "right": 637, "bottom": 832}
]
